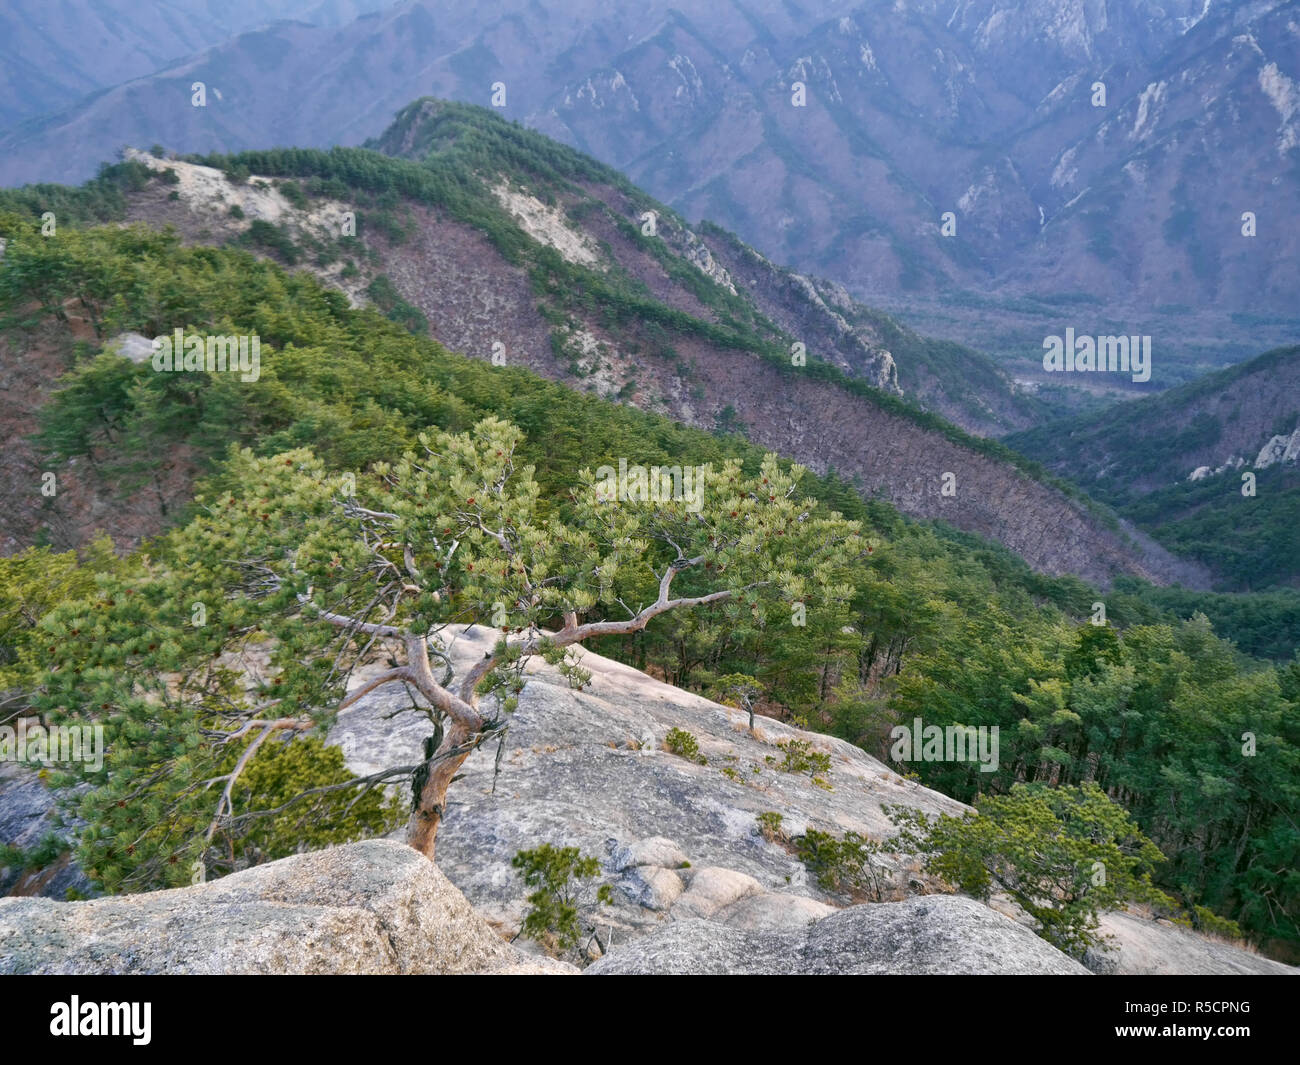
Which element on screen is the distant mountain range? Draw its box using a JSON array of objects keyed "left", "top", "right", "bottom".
[
  {"left": 0, "top": 0, "right": 388, "bottom": 133},
  {"left": 2, "top": 0, "right": 1296, "bottom": 379}
]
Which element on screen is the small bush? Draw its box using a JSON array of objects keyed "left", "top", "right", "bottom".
[
  {"left": 0, "top": 833, "right": 68, "bottom": 873},
  {"left": 512, "top": 844, "right": 613, "bottom": 954},
  {"left": 665, "top": 727, "right": 706, "bottom": 764},
  {"left": 365, "top": 274, "right": 427, "bottom": 334},
  {"left": 242, "top": 218, "right": 299, "bottom": 264},
  {"left": 795, "top": 828, "right": 886, "bottom": 898},
  {"left": 777, "top": 738, "right": 831, "bottom": 777},
  {"left": 756, "top": 811, "right": 786, "bottom": 842},
  {"left": 1169, "top": 904, "right": 1244, "bottom": 941},
  {"left": 278, "top": 180, "right": 308, "bottom": 210}
]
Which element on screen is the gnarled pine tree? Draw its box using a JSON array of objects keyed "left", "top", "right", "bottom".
[{"left": 38, "top": 416, "right": 862, "bottom": 884}]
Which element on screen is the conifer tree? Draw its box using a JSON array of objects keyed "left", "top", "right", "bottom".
[{"left": 37, "top": 416, "right": 862, "bottom": 882}]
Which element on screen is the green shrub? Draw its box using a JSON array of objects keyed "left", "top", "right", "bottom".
[
  {"left": 777, "top": 738, "right": 831, "bottom": 777},
  {"left": 365, "top": 274, "right": 427, "bottom": 334},
  {"left": 240, "top": 218, "right": 298, "bottom": 264},
  {"left": 511, "top": 843, "right": 613, "bottom": 954},
  {"left": 0, "top": 833, "right": 69, "bottom": 874},
  {"left": 665, "top": 727, "right": 706, "bottom": 764},
  {"left": 278, "top": 180, "right": 308, "bottom": 210},
  {"left": 794, "top": 827, "right": 886, "bottom": 898},
  {"left": 887, "top": 783, "right": 1172, "bottom": 959},
  {"left": 1169, "top": 904, "right": 1244, "bottom": 941}
]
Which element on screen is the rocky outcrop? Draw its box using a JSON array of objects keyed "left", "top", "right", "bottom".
[
  {"left": 1088, "top": 911, "right": 1297, "bottom": 976},
  {"left": 330, "top": 625, "right": 967, "bottom": 946},
  {"left": 1254, "top": 427, "right": 1300, "bottom": 470},
  {"left": 587, "top": 894, "right": 1090, "bottom": 975},
  {"left": 699, "top": 227, "right": 904, "bottom": 397},
  {"left": 330, "top": 626, "right": 1291, "bottom": 975},
  {"left": 679, "top": 230, "right": 738, "bottom": 296},
  {"left": 1185, "top": 426, "right": 1299, "bottom": 481},
  {"left": 4, "top": 635, "right": 1288, "bottom": 975},
  {"left": 1188, "top": 456, "right": 1245, "bottom": 481},
  {"left": 0, "top": 835, "right": 1082, "bottom": 975},
  {"left": 0, "top": 839, "right": 576, "bottom": 975},
  {"left": 105, "top": 331, "right": 155, "bottom": 364}
]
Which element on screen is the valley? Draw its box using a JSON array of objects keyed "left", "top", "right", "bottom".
[{"left": 0, "top": 0, "right": 1296, "bottom": 983}]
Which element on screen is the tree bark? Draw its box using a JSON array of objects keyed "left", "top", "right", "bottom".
[
  {"left": 406, "top": 719, "right": 475, "bottom": 859},
  {"left": 401, "top": 632, "right": 482, "bottom": 860}
]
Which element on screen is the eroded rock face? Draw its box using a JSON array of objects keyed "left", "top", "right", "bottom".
[
  {"left": 587, "top": 894, "right": 1091, "bottom": 975},
  {"left": 0, "top": 839, "right": 576, "bottom": 975},
  {"left": 105, "top": 332, "right": 156, "bottom": 364},
  {"left": 1254, "top": 427, "right": 1300, "bottom": 470}
]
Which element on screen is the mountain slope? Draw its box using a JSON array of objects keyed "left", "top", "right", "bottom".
[
  {"left": 0, "top": 0, "right": 386, "bottom": 135},
  {"left": 1006, "top": 344, "right": 1300, "bottom": 589},
  {"left": 137, "top": 98, "right": 1206, "bottom": 587}
]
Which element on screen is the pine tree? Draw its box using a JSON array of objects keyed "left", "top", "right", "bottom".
[{"left": 36, "top": 416, "right": 862, "bottom": 883}]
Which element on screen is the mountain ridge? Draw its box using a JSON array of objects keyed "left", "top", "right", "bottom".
[{"left": 145, "top": 99, "right": 1210, "bottom": 587}]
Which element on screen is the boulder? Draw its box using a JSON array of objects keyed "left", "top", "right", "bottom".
[
  {"left": 673, "top": 866, "right": 765, "bottom": 920},
  {"left": 615, "top": 865, "right": 684, "bottom": 911},
  {"left": 713, "top": 891, "right": 837, "bottom": 932},
  {"left": 589, "top": 894, "right": 1090, "bottom": 975},
  {"left": 608, "top": 835, "right": 689, "bottom": 872},
  {"left": 0, "top": 839, "right": 576, "bottom": 975}
]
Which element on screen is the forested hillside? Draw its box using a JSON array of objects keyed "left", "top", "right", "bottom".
[
  {"left": 1007, "top": 345, "right": 1300, "bottom": 592},
  {"left": 1, "top": 212, "right": 1296, "bottom": 956},
  {"left": 0, "top": 115, "right": 1207, "bottom": 589}
]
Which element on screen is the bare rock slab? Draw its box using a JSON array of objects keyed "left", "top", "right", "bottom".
[
  {"left": 1089, "top": 911, "right": 1297, "bottom": 976},
  {"left": 0, "top": 839, "right": 576, "bottom": 975},
  {"left": 588, "top": 894, "right": 1091, "bottom": 975}
]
